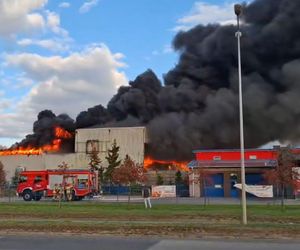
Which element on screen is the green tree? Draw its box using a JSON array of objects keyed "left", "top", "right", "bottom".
[
  {"left": 175, "top": 170, "right": 183, "bottom": 185},
  {"left": 156, "top": 173, "right": 164, "bottom": 185},
  {"left": 11, "top": 168, "right": 20, "bottom": 187},
  {"left": 104, "top": 140, "right": 121, "bottom": 184},
  {"left": 88, "top": 146, "right": 103, "bottom": 187}
]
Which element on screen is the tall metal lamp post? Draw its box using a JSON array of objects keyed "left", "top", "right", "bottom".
[{"left": 234, "top": 3, "right": 247, "bottom": 225}]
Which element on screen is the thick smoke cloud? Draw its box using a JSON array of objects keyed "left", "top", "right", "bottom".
[
  {"left": 15, "top": 0, "right": 300, "bottom": 160},
  {"left": 148, "top": 0, "right": 300, "bottom": 160},
  {"left": 75, "top": 69, "right": 162, "bottom": 129},
  {"left": 14, "top": 110, "right": 75, "bottom": 151},
  {"left": 107, "top": 70, "right": 162, "bottom": 123},
  {"left": 76, "top": 105, "right": 110, "bottom": 129}
]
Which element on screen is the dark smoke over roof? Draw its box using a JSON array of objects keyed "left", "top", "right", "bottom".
[
  {"left": 148, "top": 0, "right": 300, "bottom": 159},
  {"left": 16, "top": 0, "right": 300, "bottom": 160},
  {"left": 13, "top": 110, "right": 75, "bottom": 151}
]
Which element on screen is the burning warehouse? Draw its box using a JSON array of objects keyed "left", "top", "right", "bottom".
[
  {"left": 0, "top": 124, "right": 190, "bottom": 188},
  {"left": 0, "top": 126, "right": 148, "bottom": 181},
  {"left": 1, "top": 0, "right": 300, "bottom": 192}
]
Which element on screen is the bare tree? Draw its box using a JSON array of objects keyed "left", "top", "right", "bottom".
[
  {"left": 0, "top": 161, "right": 6, "bottom": 196},
  {"left": 191, "top": 166, "right": 213, "bottom": 207},
  {"left": 88, "top": 146, "right": 103, "bottom": 191},
  {"left": 264, "top": 147, "right": 299, "bottom": 210}
]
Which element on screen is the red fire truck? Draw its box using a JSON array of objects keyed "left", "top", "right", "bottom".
[{"left": 17, "top": 169, "right": 98, "bottom": 201}]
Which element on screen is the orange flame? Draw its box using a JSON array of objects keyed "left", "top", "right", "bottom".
[
  {"left": 143, "top": 157, "right": 189, "bottom": 172},
  {"left": 55, "top": 127, "right": 72, "bottom": 139},
  {"left": 0, "top": 127, "right": 73, "bottom": 156}
]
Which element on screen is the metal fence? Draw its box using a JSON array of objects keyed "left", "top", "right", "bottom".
[
  {"left": 0, "top": 184, "right": 190, "bottom": 203},
  {"left": 101, "top": 185, "right": 141, "bottom": 196},
  {"left": 100, "top": 184, "right": 190, "bottom": 197},
  {"left": 0, "top": 184, "right": 20, "bottom": 202}
]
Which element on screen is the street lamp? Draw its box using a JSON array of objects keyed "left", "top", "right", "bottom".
[{"left": 234, "top": 3, "right": 247, "bottom": 225}]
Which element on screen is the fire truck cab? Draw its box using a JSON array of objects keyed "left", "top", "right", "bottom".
[{"left": 17, "top": 169, "right": 98, "bottom": 201}]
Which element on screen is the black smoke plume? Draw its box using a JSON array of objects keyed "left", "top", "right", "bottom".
[
  {"left": 13, "top": 110, "right": 75, "bottom": 152},
  {"left": 15, "top": 0, "right": 300, "bottom": 160}
]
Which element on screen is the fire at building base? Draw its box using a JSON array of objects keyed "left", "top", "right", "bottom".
[
  {"left": 1, "top": 126, "right": 300, "bottom": 199},
  {"left": 0, "top": 127, "right": 147, "bottom": 181}
]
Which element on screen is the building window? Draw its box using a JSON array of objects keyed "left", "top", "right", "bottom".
[
  {"left": 34, "top": 176, "right": 42, "bottom": 183},
  {"left": 86, "top": 140, "right": 99, "bottom": 154},
  {"left": 249, "top": 155, "right": 257, "bottom": 160},
  {"left": 18, "top": 175, "right": 27, "bottom": 183},
  {"left": 213, "top": 156, "right": 221, "bottom": 161}
]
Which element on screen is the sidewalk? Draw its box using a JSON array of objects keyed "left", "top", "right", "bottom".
[
  {"left": 89, "top": 195, "right": 300, "bottom": 205},
  {"left": 1, "top": 195, "right": 300, "bottom": 205}
]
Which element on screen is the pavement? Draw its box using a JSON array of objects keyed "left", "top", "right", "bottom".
[
  {"left": 89, "top": 196, "right": 300, "bottom": 205},
  {"left": 1, "top": 195, "right": 300, "bottom": 205},
  {"left": 0, "top": 235, "right": 300, "bottom": 250}
]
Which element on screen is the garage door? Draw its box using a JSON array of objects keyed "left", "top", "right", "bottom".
[{"left": 203, "top": 174, "right": 224, "bottom": 197}]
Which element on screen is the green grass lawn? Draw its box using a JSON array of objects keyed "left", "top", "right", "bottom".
[
  {"left": 1, "top": 202, "right": 300, "bottom": 220},
  {"left": 1, "top": 203, "right": 300, "bottom": 238}
]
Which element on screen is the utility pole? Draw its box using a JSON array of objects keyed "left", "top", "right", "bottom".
[{"left": 234, "top": 3, "right": 247, "bottom": 225}]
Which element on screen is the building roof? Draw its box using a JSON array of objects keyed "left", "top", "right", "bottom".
[
  {"left": 192, "top": 148, "right": 300, "bottom": 154},
  {"left": 192, "top": 148, "right": 277, "bottom": 153},
  {"left": 187, "top": 159, "right": 277, "bottom": 168},
  {"left": 76, "top": 126, "right": 146, "bottom": 131}
]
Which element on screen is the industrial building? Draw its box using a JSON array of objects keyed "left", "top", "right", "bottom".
[
  {"left": 0, "top": 127, "right": 147, "bottom": 181},
  {"left": 188, "top": 148, "right": 300, "bottom": 198}
]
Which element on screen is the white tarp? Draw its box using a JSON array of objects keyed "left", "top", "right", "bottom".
[
  {"left": 234, "top": 184, "right": 273, "bottom": 198},
  {"left": 152, "top": 185, "right": 176, "bottom": 198}
]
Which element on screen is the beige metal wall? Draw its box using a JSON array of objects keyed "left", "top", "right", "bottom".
[
  {"left": 0, "top": 154, "right": 79, "bottom": 181},
  {"left": 0, "top": 155, "right": 44, "bottom": 181},
  {"left": 75, "top": 126, "right": 147, "bottom": 168}
]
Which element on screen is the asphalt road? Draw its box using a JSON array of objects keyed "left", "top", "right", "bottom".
[{"left": 0, "top": 235, "right": 300, "bottom": 250}]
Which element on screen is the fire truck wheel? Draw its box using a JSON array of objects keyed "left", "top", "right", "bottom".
[
  {"left": 33, "top": 195, "right": 42, "bottom": 201},
  {"left": 22, "top": 190, "right": 33, "bottom": 201},
  {"left": 33, "top": 191, "right": 42, "bottom": 201}
]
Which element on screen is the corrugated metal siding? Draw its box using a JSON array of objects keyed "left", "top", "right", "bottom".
[
  {"left": 75, "top": 127, "right": 146, "bottom": 166},
  {"left": 0, "top": 155, "right": 44, "bottom": 180},
  {"left": 0, "top": 153, "right": 78, "bottom": 180}
]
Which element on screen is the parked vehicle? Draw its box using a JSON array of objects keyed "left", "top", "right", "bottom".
[{"left": 17, "top": 169, "right": 98, "bottom": 201}]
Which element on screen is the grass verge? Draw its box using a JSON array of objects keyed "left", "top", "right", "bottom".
[{"left": 1, "top": 203, "right": 300, "bottom": 239}]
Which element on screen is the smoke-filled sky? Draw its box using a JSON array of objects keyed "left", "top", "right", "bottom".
[
  {"left": 0, "top": 0, "right": 234, "bottom": 147},
  {"left": 2, "top": 0, "right": 300, "bottom": 161}
]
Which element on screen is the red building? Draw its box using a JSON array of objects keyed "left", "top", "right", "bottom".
[{"left": 188, "top": 148, "right": 300, "bottom": 198}]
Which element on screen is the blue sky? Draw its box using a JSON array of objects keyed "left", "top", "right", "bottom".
[{"left": 0, "top": 0, "right": 236, "bottom": 147}]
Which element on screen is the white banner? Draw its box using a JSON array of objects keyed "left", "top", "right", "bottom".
[
  {"left": 234, "top": 184, "right": 273, "bottom": 198},
  {"left": 152, "top": 185, "right": 176, "bottom": 198}
]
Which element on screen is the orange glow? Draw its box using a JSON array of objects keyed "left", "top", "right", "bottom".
[
  {"left": 55, "top": 127, "right": 72, "bottom": 139},
  {"left": 0, "top": 127, "right": 73, "bottom": 156},
  {"left": 143, "top": 157, "right": 189, "bottom": 172}
]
